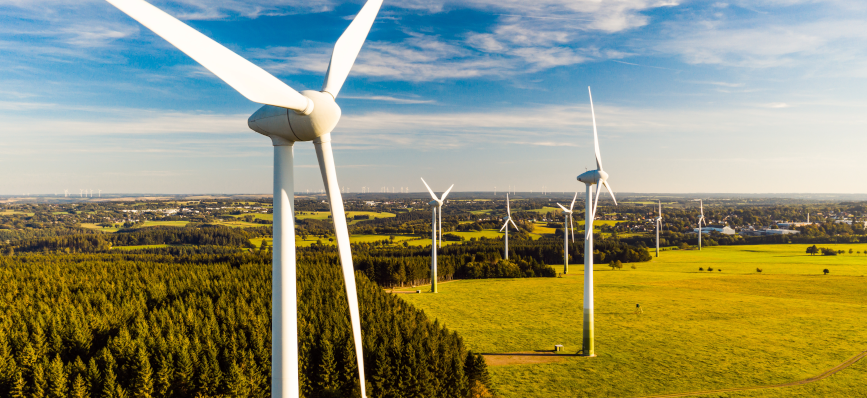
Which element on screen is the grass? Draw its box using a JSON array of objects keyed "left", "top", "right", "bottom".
[
  {"left": 80, "top": 223, "right": 120, "bottom": 233},
  {"left": 0, "top": 210, "right": 34, "bottom": 216},
  {"left": 397, "top": 243, "right": 867, "bottom": 398}
]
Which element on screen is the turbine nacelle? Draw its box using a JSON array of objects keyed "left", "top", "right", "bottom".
[
  {"left": 577, "top": 169, "right": 609, "bottom": 185},
  {"left": 248, "top": 90, "right": 342, "bottom": 142}
]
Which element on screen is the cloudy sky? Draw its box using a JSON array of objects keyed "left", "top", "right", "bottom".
[{"left": 1, "top": 0, "right": 865, "bottom": 195}]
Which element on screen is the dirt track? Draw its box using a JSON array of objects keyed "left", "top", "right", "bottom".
[{"left": 637, "top": 349, "right": 867, "bottom": 397}]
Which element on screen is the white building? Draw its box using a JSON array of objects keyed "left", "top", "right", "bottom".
[{"left": 694, "top": 226, "right": 736, "bottom": 235}]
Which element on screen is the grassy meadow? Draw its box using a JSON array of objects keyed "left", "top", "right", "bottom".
[{"left": 397, "top": 243, "right": 867, "bottom": 398}]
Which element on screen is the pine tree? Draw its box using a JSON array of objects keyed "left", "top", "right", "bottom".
[
  {"left": 10, "top": 368, "right": 26, "bottom": 398},
  {"left": 154, "top": 354, "right": 173, "bottom": 398},
  {"left": 132, "top": 346, "right": 153, "bottom": 398},
  {"left": 31, "top": 360, "right": 47, "bottom": 398},
  {"left": 101, "top": 350, "right": 118, "bottom": 398},
  {"left": 46, "top": 355, "right": 69, "bottom": 398},
  {"left": 318, "top": 338, "right": 339, "bottom": 396},
  {"left": 86, "top": 357, "right": 102, "bottom": 398},
  {"left": 225, "top": 360, "right": 250, "bottom": 397},
  {"left": 71, "top": 374, "right": 88, "bottom": 398}
]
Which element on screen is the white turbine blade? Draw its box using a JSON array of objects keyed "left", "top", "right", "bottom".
[
  {"left": 313, "top": 135, "right": 366, "bottom": 397},
  {"left": 556, "top": 203, "right": 569, "bottom": 212},
  {"left": 588, "top": 86, "right": 603, "bottom": 171},
  {"left": 510, "top": 218, "right": 519, "bottom": 230},
  {"left": 506, "top": 193, "right": 511, "bottom": 215},
  {"left": 499, "top": 220, "right": 508, "bottom": 232},
  {"left": 441, "top": 184, "right": 455, "bottom": 201},
  {"left": 569, "top": 191, "right": 578, "bottom": 212},
  {"left": 658, "top": 200, "right": 662, "bottom": 218},
  {"left": 321, "top": 0, "right": 383, "bottom": 98},
  {"left": 420, "top": 178, "right": 438, "bottom": 201},
  {"left": 569, "top": 214, "right": 575, "bottom": 242},
  {"left": 602, "top": 180, "right": 617, "bottom": 206},
  {"left": 106, "top": 0, "right": 311, "bottom": 112},
  {"left": 591, "top": 182, "right": 604, "bottom": 221}
]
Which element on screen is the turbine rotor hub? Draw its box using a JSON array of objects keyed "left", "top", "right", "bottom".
[{"left": 247, "top": 90, "right": 342, "bottom": 143}]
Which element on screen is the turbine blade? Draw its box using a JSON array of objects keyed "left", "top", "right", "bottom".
[
  {"left": 602, "top": 180, "right": 617, "bottom": 206},
  {"left": 569, "top": 191, "right": 578, "bottom": 212},
  {"left": 556, "top": 203, "right": 568, "bottom": 212},
  {"left": 506, "top": 193, "right": 511, "bottom": 215},
  {"left": 510, "top": 218, "right": 519, "bottom": 230},
  {"left": 589, "top": 87, "right": 603, "bottom": 171},
  {"left": 591, "top": 182, "right": 603, "bottom": 221},
  {"left": 499, "top": 221, "right": 508, "bottom": 232},
  {"left": 321, "top": 0, "right": 383, "bottom": 98},
  {"left": 569, "top": 214, "right": 575, "bottom": 242},
  {"left": 441, "top": 184, "right": 455, "bottom": 201},
  {"left": 420, "top": 178, "right": 438, "bottom": 201},
  {"left": 106, "top": 0, "right": 311, "bottom": 112},
  {"left": 313, "top": 135, "right": 366, "bottom": 397}
]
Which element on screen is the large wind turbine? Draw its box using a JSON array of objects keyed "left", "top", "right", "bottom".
[
  {"left": 421, "top": 178, "right": 454, "bottom": 248},
  {"left": 103, "top": 0, "right": 383, "bottom": 396},
  {"left": 556, "top": 192, "right": 578, "bottom": 274},
  {"left": 655, "top": 200, "right": 662, "bottom": 257},
  {"left": 693, "top": 199, "right": 706, "bottom": 250},
  {"left": 576, "top": 87, "right": 617, "bottom": 357},
  {"left": 499, "top": 193, "right": 519, "bottom": 260}
]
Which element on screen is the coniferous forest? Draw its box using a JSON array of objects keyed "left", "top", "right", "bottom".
[{"left": 0, "top": 246, "right": 494, "bottom": 397}]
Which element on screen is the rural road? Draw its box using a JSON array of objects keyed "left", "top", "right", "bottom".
[{"left": 637, "top": 349, "right": 867, "bottom": 398}]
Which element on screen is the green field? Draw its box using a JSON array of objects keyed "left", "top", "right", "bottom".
[
  {"left": 140, "top": 220, "right": 190, "bottom": 228},
  {"left": 80, "top": 223, "right": 121, "bottom": 232},
  {"left": 397, "top": 243, "right": 867, "bottom": 398},
  {"left": 295, "top": 211, "right": 396, "bottom": 225}
]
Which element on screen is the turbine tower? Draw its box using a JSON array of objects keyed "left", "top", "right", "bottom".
[
  {"left": 576, "top": 87, "right": 617, "bottom": 357},
  {"left": 428, "top": 199, "right": 438, "bottom": 293},
  {"left": 655, "top": 200, "right": 662, "bottom": 257},
  {"left": 421, "top": 178, "right": 454, "bottom": 248},
  {"left": 103, "top": 1, "right": 383, "bottom": 396},
  {"left": 693, "top": 199, "right": 706, "bottom": 250},
  {"left": 556, "top": 192, "right": 578, "bottom": 274},
  {"left": 499, "top": 193, "right": 519, "bottom": 260}
]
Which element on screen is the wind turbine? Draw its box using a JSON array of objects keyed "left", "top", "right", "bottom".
[
  {"left": 103, "top": 0, "right": 383, "bottom": 396},
  {"left": 556, "top": 192, "right": 578, "bottom": 274},
  {"left": 421, "top": 178, "right": 454, "bottom": 248},
  {"left": 655, "top": 200, "right": 662, "bottom": 257},
  {"left": 428, "top": 198, "right": 439, "bottom": 293},
  {"left": 693, "top": 199, "right": 706, "bottom": 250},
  {"left": 576, "top": 87, "right": 617, "bottom": 357},
  {"left": 499, "top": 193, "right": 519, "bottom": 260}
]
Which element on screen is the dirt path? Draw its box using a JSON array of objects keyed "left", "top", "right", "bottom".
[{"left": 638, "top": 349, "right": 867, "bottom": 398}]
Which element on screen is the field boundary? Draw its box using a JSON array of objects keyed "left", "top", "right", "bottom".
[{"left": 636, "top": 348, "right": 867, "bottom": 398}]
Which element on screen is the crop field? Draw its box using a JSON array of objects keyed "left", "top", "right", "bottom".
[
  {"left": 229, "top": 213, "right": 273, "bottom": 221},
  {"left": 139, "top": 220, "right": 189, "bottom": 228},
  {"left": 397, "top": 243, "right": 867, "bottom": 398},
  {"left": 80, "top": 223, "right": 121, "bottom": 232},
  {"left": 295, "top": 210, "right": 396, "bottom": 225}
]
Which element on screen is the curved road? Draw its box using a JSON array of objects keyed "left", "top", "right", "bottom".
[{"left": 638, "top": 349, "right": 867, "bottom": 398}]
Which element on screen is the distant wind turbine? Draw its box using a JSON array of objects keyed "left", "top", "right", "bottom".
[
  {"left": 421, "top": 178, "right": 454, "bottom": 248},
  {"left": 556, "top": 192, "right": 578, "bottom": 274},
  {"left": 693, "top": 199, "right": 706, "bottom": 250},
  {"left": 575, "top": 87, "right": 618, "bottom": 357},
  {"left": 499, "top": 193, "right": 519, "bottom": 260},
  {"left": 655, "top": 200, "right": 662, "bottom": 257},
  {"left": 428, "top": 198, "right": 439, "bottom": 293}
]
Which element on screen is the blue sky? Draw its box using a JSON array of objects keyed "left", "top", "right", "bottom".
[{"left": 1, "top": 0, "right": 866, "bottom": 195}]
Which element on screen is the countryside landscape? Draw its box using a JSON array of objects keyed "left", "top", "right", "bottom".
[
  {"left": 2, "top": 0, "right": 866, "bottom": 397},
  {"left": 1, "top": 194, "right": 866, "bottom": 397}
]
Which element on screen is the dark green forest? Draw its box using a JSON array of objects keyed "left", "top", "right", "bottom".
[{"left": 0, "top": 248, "right": 495, "bottom": 398}]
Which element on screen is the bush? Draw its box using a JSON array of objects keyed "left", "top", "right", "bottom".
[
  {"left": 707, "top": 267, "right": 714, "bottom": 272},
  {"left": 823, "top": 268, "right": 830, "bottom": 275},
  {"left": 631, "top": 264, "right": 636, "bottom": 269},
  {"left": 699, "top": 267, "right": 704, "bottom": 271},
  {"left": 756, "top": 268, "right": 763, "bottom": 273}
]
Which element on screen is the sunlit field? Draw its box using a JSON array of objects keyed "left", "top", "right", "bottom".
[{"left": 397, "top": 244, "right": 867, "bottom": 398}]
